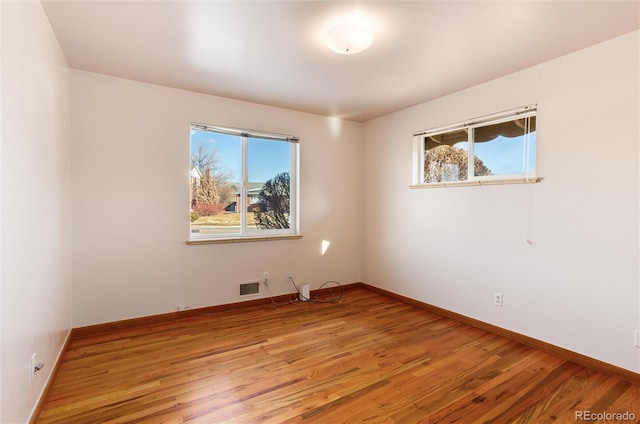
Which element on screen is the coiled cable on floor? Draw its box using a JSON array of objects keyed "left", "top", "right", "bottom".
[{"left": 267, "top": 281, "right": 300, "bottom": 306}]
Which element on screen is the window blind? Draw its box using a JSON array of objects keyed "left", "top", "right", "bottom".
[
  {"left": 413, "top": 104, "right": 537, "bottom": 138},
  {"left": 191, "top": 123, "right": 299, "bottom": 143}
]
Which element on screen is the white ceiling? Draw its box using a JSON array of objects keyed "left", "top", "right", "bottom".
[{"left": 41, "top": 1, "right": 639, "bottom": 122}]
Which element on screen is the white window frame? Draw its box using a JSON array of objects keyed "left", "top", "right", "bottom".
[
  {"left": 411, "top": 105, "right": 538, "bottom": 188},
  {"left": 189, "top": 123, "right": 300, "bottom": 243}
]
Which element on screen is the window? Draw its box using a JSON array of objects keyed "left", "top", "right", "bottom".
[
  {"left": 189, "top": 124, "right": 299, "bottom": 241},
  {"left": 412, "top": 105, "right": 537, "bottom": 187}
]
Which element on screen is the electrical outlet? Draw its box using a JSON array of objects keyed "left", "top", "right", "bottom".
[
  {"left": 29, "top": 353, "right": 37, "bottom": 380},
  {"left": 494, "top": 292, "right": 503, "bottom": 307},
  {"left": 287, "top": 272, "right": 293, "bottom": 281},
  {"left": 263, "top": 272, "right": 269, "bottom": 286},
  {"left": 634, "top": 329, "right": 640, "bottom": 348}
]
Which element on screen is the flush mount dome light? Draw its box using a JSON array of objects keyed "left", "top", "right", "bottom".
[{"left": 324, "top": 22, "right": 374, "bottom": 55}]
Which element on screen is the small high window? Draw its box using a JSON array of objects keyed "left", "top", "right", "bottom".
[
  {"left": 412, "top": 105, "right": 537, "bottom": 187},
  {"left": 189, "top": 124, "right": 299, "bottom": 241}
]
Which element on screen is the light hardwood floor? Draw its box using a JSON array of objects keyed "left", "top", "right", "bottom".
[{"left": 37, "top": 288, "right": 640, "bottom": 423}]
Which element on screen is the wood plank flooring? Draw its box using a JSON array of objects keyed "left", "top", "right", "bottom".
[{"left": 37, "top": 288, "right": 640, "bottom": 423}]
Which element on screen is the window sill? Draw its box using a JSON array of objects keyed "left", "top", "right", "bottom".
[
  {"left": 410, "top": 176, "right": 540, "bottom": 189},
  {"left": 187, "top": 234, "right": 303, "bottom": 245}
]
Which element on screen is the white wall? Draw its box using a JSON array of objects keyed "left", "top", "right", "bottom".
[
  {"left": 0, "top": 2, "right": 72, "bottom": 423},
  {"left": 363, "top": 31, "right": 640, "bottom": 372},
  {"left": 71, "top": 70, "right": 363, "bottom": 327}
]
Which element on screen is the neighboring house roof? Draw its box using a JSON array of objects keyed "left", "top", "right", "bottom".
[
  {"left": 224, "top": 201, "right": 262, "bottom": 212},
  {"left": 227, "top": 182, "right": 266, "bottom": 194},
  {"left": 247, "top": 182, "right": 266, "bottom": 192},
  {"left": 190, "top": 166, "right": 202, "bottom": 180}
]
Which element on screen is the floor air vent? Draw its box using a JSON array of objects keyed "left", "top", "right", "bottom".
[{"left": 239, "top": 280, "right": 260, "bottom": 297}]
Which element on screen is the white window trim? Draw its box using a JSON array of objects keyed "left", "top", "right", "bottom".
[
  {"left": 187, "top": 234, "right": 303, "bottom": 245},
  {"left": 411, "top": 105, "right": 538, "bottom": 188},
  {"left": 409, "top": 176, "right": 540, "bottom": 190}
]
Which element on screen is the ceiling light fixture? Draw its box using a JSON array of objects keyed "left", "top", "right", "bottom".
[{"left": 324, "top": 22, "right": 374, "bottom": 55}]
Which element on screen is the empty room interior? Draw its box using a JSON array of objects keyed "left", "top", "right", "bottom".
[{"left": 1, "top": 1, "right": 640, "bottom": 423}]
